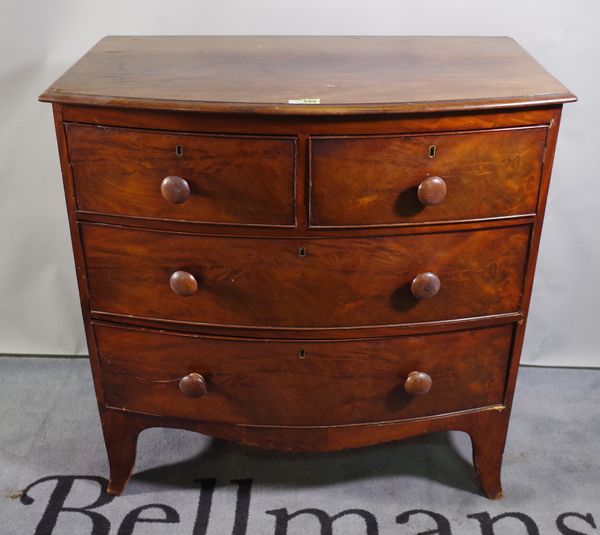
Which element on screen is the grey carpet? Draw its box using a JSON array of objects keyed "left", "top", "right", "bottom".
[{"left": 1, "top": 357, "right": 599, "bottom": 535}]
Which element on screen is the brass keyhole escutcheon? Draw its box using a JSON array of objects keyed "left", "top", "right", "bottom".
[
  {"left": 298, "top": 247, "right": 306, "bottom": 257},
  {"left": 298, "top": 349, "right": 306, "bottom": 359},
  {"left": 175, "top": 144, "right": 184, "bottom": 157},
  {"left": 428, "top": 144, "right": 436, "bottom": 158}
]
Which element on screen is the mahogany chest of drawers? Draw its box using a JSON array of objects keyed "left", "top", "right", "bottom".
[{"left": 40, "top": 36, "right": 576, "bottom": 498}]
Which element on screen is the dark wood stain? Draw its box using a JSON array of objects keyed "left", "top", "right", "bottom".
[
  {"left": 39, "top": 36, "right": 575, "bottom": 114},
  {"left": 39, "top": 36, "right": 576, "bottom": 499},
  {"left": 310, "top": 128, "right": 546, "bottom": 227},
  {"left": 96, "top": 323, "right": 512, "bottom": 426},
  {"left": 81, "top": 224, "right": 530, "bottom": 329},
  {"left": 67, "top": 124, "right": 296, "bottom": 227}
]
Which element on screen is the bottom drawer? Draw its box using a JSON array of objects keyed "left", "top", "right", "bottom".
[{"left": 95, "top": 323, "right": 513, "bottom": 426}]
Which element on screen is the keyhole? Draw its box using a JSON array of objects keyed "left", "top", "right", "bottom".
[
  {"left": 298, "top": 247, "right": 306, "bottom": 257},
  {"left": 428, "top": 145, "right": 436, "bottom": 158},
  {"left": 298, "top": 349, "right": 306, "bottom": 359},
  {"left": 175, "top": 144, "right": 184, "bottom": 157}
]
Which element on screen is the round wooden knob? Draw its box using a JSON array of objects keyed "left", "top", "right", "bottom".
[
  {"left": 404, "top": 371, "right": 432, "bottom": 396},
  {"left": 170, "top": 271, "right": 198, "bottom": 297},
  {"left": 410, "top": 272, "right": 441, "bottom": 300},
  {"left": 161, "top": 176, "right": 190, "bottom": 204},
  {"left": 179, "top": 373, "right": 207, "bottom": 398},
  {"left": 417, "top": 176, "right": 447, "bottom": 205}
]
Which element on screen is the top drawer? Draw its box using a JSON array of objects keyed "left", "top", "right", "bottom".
[
  {"left": 66, "top": 124, "right": 296, "bottom": 227},
  {"left": 309, "top": 127, "right": 547, "bottom": 227}
]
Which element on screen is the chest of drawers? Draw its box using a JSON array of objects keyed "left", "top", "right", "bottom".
[{"left": 40, "top": 36, "right": 575, "bottom": 498}]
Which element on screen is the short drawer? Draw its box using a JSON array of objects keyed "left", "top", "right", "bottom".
[
  {"left": 309, "top": 127, "right": 546, "bottom": 227},
  {"left": 66, "top": 124, "right": 296, "bottom": 226},
  {"left": 82, "top": 224, "right": 530, "bottom": 329},
  {"left": 96, "top": 323, "right": 513, "bottom": 426}
]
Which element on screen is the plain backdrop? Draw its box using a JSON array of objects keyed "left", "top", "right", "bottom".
[{"left": 0, "top": 0, "right": 598, "bottom": 366}]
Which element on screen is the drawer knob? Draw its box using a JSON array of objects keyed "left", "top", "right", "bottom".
[
  {"left": 411, "top": 272, "right": 441, "bottom": 300},
  {"left": 161, "top": 175, "right": 191, "bottom": 204},
  {"left": 417, "top": 176, "right": 447, "bottom": 205},
  {"left": 179, "top": 373, "right": 207, "bottom": 398},
  {"left": 170, "top": 271, "right": 198, "bottom": 297},
  {"left": 404, "top": 371, "right": 432, "bottom": 396}
]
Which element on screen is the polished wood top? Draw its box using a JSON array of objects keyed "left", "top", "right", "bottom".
[{"left": 39, "top": 36, "right": 576, "bottom": 115}]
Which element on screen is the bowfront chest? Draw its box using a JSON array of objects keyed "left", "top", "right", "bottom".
[{"left": 40, "top": 36, "right": 576, "bottom": 497}]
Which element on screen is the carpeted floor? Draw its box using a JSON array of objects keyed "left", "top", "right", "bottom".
[{"left": 0, "top": 357, "right": 599, "bottom": 535}]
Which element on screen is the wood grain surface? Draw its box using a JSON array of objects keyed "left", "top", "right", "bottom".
[
  {"left": 39, "top": 36, "right": 576, "bottom": 114},
  {"left": 82, "top": 224, "right": 530, "bottom": 329},
  {"left": 41, "top": 34, "right": 575, "bottom": 497},
  {"left": 96, "top": 323, "right": 513, "bottom": 426},
  {"left": 67, "top": 124, "right": 296, "bottom": 226},
  {"left": 310, "top": 127, "right": 547, "bottom": 227},
  {"left": 100, "top": 403, "right": 509, "bottom": 498},
  {"left": 61, "top": 105, "right": 561, "bottom": 136}
]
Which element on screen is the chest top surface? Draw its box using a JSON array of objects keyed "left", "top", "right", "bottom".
[{"left": 39, "top": 35, "right": 575, "bottom": 115}]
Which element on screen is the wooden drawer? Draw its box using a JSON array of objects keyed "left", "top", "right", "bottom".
[
  {"left": 96, "top": 323, "right": 513, "bottom": 425},
  {"left": 66, "top": 124, "right": 296, "bottom": 227},
  {"left": 309, "top": 127, "right": 547, "bottom": 227},
  {"left": 82, "top": 224, "right": 530, "bottom": 329}
]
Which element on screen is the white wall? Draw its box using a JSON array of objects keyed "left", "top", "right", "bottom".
[{"left": 0, "top": 0, "right": 598, "bottom": 365}]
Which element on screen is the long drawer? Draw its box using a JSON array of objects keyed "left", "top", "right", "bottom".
[
  {"left": 66, "top": 124, "right": 297, "bottom": 227},
  {"left": 310, "top": 127, "right": 546, "bottom": 227},
  {"left": 96, "top": 323, "right": 513, "bottom": 426},
  {"left": 82, "top": 224, "right": 530, "bottom": 329}
]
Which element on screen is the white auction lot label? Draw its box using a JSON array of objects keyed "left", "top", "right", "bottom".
[{"left": 287, "top": 98, "right": 321, "bottom": 104}]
